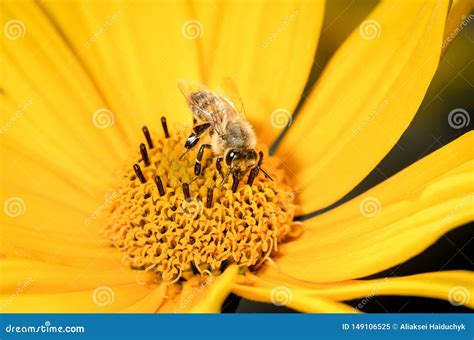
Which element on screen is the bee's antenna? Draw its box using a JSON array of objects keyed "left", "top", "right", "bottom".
[{"left": 259, "top": 167, "right": 274, "bottom": 181}]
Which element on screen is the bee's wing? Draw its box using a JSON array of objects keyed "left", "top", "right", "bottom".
[
  {"left": 215, "top": 78, "right": 247, "bottom": 119},
  {"left": 177, "top": 80, "right": 226, "bottom": 135}
]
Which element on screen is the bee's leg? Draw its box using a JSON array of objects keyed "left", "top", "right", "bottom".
[
  {"left": 231, "top": 171, "right": 240, "bottom": 193},
  {"left": 194, "top": 144, "right": 212, "bottom": 176},
  {"left": 215, "top": 157, "right": 224, "bottom": 178},
  {"left": 179, "top": 123, "right": 211, "bottom": 160},
  {"left": 247, "top": 151, "right": 273, "bottom": 185}
]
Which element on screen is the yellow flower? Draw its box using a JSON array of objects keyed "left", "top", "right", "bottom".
[{"left": 1, "top": 0, "right": 473, "bottom": 313}]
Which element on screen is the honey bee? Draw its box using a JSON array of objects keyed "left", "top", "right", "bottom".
[{"left": 178, "top": 79, "right": 272, "bottom": 189}]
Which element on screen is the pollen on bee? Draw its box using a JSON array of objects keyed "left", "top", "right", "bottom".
[{"left": 104, "top": 122, "right": 299, "bottom": 284}]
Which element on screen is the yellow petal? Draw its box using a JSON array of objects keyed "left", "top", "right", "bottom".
[
  {"left": 0, "top": 283, "right": 160, "bottom": 313},
  {"left": 1, "top": 1, "right": 128, "bottom": 181},
  {"left": 233, "top": 283, "right": 358, "bottom": 313},
  {"left": 275, "top": 132, "right": 473, "bottom": 282},
  {"left": 0, "top": 258, "right": 157, "bottom": 294},
  {"left": 193, "top": 0, "right": 324, "bottom": 142},
  {"left": 41, "top": 0, "right": 202, "bottom": 132},
  {"left": 277, "top": 0, "right": 449, "bottom": 214},
  {"left": 247, "top": 267, "right": 474, "bottom": 309},
  {"left": 158, "top": 265, "right": 239, "bottom": 313},
  {"left": 443, "top": 0, "right": 474, "bottom": 53}
]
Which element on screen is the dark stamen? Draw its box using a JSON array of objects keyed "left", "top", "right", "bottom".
[
  {"left": 144, "top": 193, "right": 151, "bottom": 199},
  {"left": 206, "top": 187, "right": 213, "bottom": 208},
  {"left": 161, "top": 116, "right": 170, "bottom": 138},
  {"left": 140, "top": 143, "right": 150, "bottom": 166},
  {"left": 133, "top": 164, "right": 146, "bottom": 183},
  {"left": 142, "top": 126, "right": 154, "bottom": 149},
  {"left": 155, "top": 176, "right": 165, "bottom": 196},
  {"left": 247, "top": 167, "right": 259, "bottom": 186},
  {"left": 232, "top": 173, "right": 240, "bottom": 193},
  {"left": 182, "top": 183, "right": 190, "bottom": 200}
]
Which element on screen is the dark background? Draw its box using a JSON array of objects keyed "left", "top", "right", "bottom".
[{"left": 237, "top": 0, "right": 473, "bottom": 313}]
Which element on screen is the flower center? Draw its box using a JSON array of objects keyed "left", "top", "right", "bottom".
[{"left": 105, "top": 119, "right": 299, "bottom": 283}]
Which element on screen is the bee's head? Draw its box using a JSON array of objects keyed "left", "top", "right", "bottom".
[{"left": 225, "top": 149, "right": 258, "bottom": 173}]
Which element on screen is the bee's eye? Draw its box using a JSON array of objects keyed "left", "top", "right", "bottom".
[
  {"left": 226, "top": 150, "right": 238, "bottom": 165},
  {"left": 247, "top": 150, "right": 258, "bottom": 161}
]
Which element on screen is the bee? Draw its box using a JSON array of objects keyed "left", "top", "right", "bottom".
[{"left": 178, "top": 79, "right": 272, "bottom": 189}]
